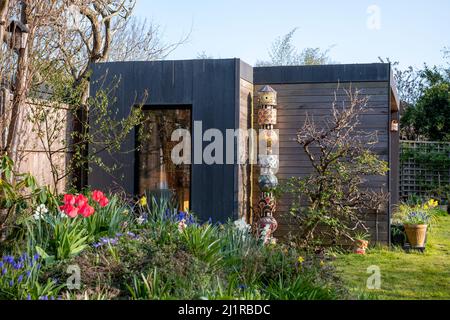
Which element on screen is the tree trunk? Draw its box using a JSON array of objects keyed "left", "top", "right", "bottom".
[
  {"left": 5, "top": 0, "right": 29, "bottom": 166},
  {"left": 0, "top": 0, "right": 9, "bottom": 45}
]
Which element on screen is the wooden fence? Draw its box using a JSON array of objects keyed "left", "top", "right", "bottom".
[
  {"left": 1, "top": 87, "right": 69, "bottom": 193},
  {"left": 400, "top": 140, "right": 450, "bottom": 201}
]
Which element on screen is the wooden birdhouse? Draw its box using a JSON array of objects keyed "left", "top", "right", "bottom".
[
  {"left": 258, "top": 85, "right": 277, "bottom": 106},
  {"left": 7, "top": 20, "right": 29, "bottom": 50}
]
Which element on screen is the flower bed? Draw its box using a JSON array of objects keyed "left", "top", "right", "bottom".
[{"left": 0, "top": 191, "right": 347, "bottom": 300}]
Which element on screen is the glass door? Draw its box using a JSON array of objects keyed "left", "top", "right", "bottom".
[{"left": 137, "top": 107, "right": 191, "bottom": 211}]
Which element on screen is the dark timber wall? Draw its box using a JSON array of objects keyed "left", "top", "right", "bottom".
[
  {"left": 89, "top": 59, "right": 243, "bottom": 223},
  {"left": 89, "top": 60, "right": 399, "bottom": 243},
  {"left": 253, "top": 63, "right": 398, "bottom": 244}
]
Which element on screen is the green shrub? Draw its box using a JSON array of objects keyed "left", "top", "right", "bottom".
[
  {"left": 127, "top": 268, "right": 171, "bottom": 300},
  {"left": 180, "top": 224, "right": 223, "bottom": 269},
  {"left": 264, "top": 274, "right": 338, "bottom": 300},
  {"left": 27, "top": 214, "right": 89, "bottom": 262},
  {"left": 81, "top": 195, "right": 132, "bottom": 240}
]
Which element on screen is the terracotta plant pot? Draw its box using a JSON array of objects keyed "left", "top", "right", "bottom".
[
  {"left": 356, "top": 239, "right": 369, "bottom": 249},
  {"left": 354, "top": 240, "right": 369, "bottom": 254},
  {"left": 404, "top": 224, "right": 428, "bottom": 248}
]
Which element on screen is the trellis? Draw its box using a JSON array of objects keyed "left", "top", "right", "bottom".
[{"left": 400, "top": 140, "right": 450, "bottom": 201}]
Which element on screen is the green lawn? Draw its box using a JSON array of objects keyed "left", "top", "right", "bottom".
[{"left": 334, "top": 215, "right": 450, "bottom": 300}]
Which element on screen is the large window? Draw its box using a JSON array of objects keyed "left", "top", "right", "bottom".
[{"left": 137, "top": 107, "right": 191, "bottom": 211}]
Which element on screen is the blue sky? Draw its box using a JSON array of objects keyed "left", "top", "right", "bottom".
[{"left": 134, "top": 0, "right": 450, "bottom": 69}]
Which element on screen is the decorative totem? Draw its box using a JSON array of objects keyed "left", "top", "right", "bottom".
[{"left": 257, "top": 85, "right": 279, "bottom": 244}]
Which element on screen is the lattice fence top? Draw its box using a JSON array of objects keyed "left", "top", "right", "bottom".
[{"left": 400, "top": 140, "right": 450, "bottom": 201}]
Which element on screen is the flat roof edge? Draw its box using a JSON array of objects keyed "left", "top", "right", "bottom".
[{"left": 254, "top": 63, "right": 391, "bottom": 84}]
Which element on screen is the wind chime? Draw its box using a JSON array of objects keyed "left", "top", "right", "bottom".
[{"left": 257, "top": 85, "right": 279, "bottom": 244}]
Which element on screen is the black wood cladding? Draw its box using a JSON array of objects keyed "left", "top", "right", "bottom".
[{"left": 89, "top": 59, "right": 396, "bottom": 237}]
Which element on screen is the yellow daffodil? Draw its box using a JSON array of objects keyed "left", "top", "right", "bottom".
[
  {"left": 428, "top": 199, "right": 438, "bottom": 208},
  {"left": 297, "top": 256, "right": 304, "bottom": 264},
  {"left": 320, "top": 260, "right": 325, "bottom": 267},
  {"left": 423, "top": 204, "right": 429, "bottom": 210},
  {"left": 139, "top": 196, "right": 147, "bottom": 207}
]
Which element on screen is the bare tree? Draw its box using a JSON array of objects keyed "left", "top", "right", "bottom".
[
  {"left": 0, "top": 0, "right": 9, "bottom": 45},
  {"left": 285, "top": 87, "right": 389, "bottom": 245},
  {"left": 1, "top": 0, "right": 187, "bottom": 188},
  {"left": 109, "top": 16, "right": 189, "bottom": 62},
  {"left": 256, "top": 28, "right": 334, "bottom": 67},
  {"left": 1, "top": 1, "right": 66, "bottom": 164},
  {"left": 49, "top": 1, "right": 189, "bottom": 187}
]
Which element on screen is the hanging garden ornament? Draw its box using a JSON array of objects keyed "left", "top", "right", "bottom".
[
  {"left": 258, "top": 174, "right": 278, "bottom": 192},
  {"left": 256, "top": 85, "right": 279, "bottom": 244},
  {"left": 258, "top": 107, "right": 277, "bottom": 126},
  {"left": 258, "top": 193, "right": 277, "bottom": 216},
  {"left": 259, "top": 155, "right": 279, "bottom": 170}
]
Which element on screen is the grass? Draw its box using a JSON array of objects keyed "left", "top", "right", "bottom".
[{"left": 334, "top": 215, "right": 450, "bottom": 300}]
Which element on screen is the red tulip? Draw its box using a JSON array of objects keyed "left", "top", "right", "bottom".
[
  {"left": 63, "top": 194, "right": 76, "bottom": 206},
  {"left": 61, "top": 204, "right": 79, "bottom": 218},
  {"left": 99, "top": 197, "right": 109, "bottom": 207},
  {"left": 79, "top": 204, "right": 95, "bottom": 218},
  {"left": 92, "top": 190, "right": 105, "bottom": 203},
  {"left": 75, "top": 194, "right": 88, "bottom": 208}
]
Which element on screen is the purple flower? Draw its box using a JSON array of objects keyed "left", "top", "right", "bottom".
[
  {"left": 177, "top": 211, "right": 196, "bottom": 225},
  {"left": 3, "top": 255, "right": 14, "bottom": 264},
  {"left": 9, "top": 280, "right": 14, "bottom": 287},
  {"left": 177, "top": 211, "right": 187, "bottom": 221},
  {"left": 2, "top": 268, "right": 7, "bottom": 276},
  {"left": 17, "top": 275, "right": 24, "bottom": 283},
  {"left": 26, "top": 294, "right": 31, "bottom": 300},
  {"left": 13, "top": 262, "right": 24, "bottom": 270},
  {"left": 126, "top": 232, "right": 136, "bottom": 238}
]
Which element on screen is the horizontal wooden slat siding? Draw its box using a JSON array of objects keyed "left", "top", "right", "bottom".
[
  {"left": 278, "top": 108, "right": 389, "bottom": 116},
  {"left": 277, "top": 102, "right": 389, "bottom": 111},
  {"left": 252, "top": 82, "right": 390, "bottom": 243}
]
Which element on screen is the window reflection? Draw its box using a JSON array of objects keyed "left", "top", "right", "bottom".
[{"left": 138, "top": 108, "right": 191, "bottom": 211}]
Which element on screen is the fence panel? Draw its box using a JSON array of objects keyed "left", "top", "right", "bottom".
[{"left": 400, "top": 140, "right": 450, "bottom": 201}]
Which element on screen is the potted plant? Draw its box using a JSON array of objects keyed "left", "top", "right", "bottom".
[
  {"left": 403, "top": 211, "right": 430, "bottom": 249},
  {"left": 353, "top": 232, "right": 370, "bottom": 254}
]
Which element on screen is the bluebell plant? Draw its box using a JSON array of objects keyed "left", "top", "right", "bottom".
[{"left": 0, "top": 252, "right": 61, "bottom": 300}]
